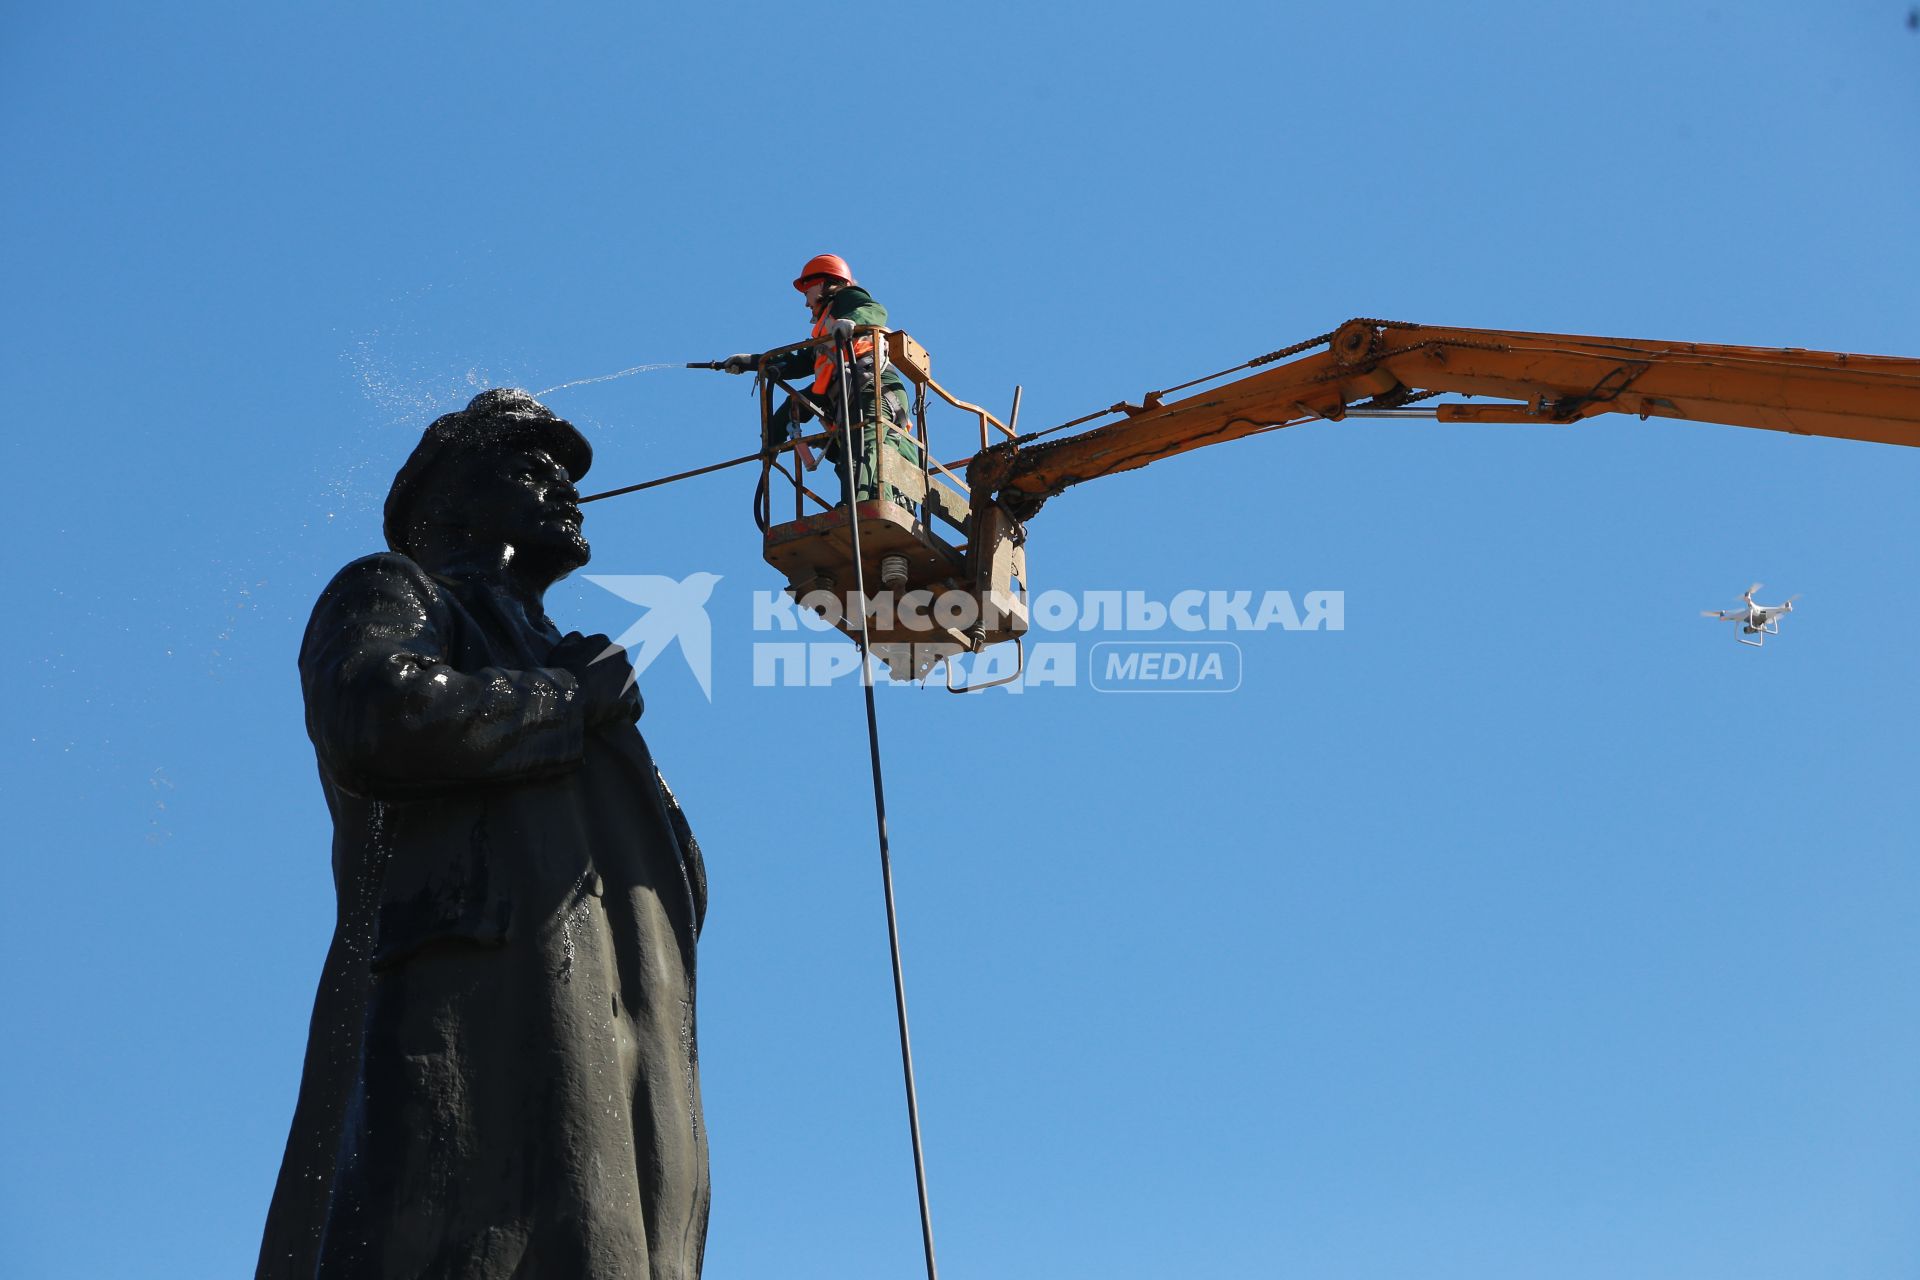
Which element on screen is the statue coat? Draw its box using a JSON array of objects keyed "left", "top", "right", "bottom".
[{"left": 257, "top": 553, "right": 710, "bottom": 1279}]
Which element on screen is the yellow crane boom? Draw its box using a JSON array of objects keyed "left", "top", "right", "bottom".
[{"left": 973, "top": 318, "right": 1920, "bottom": 518}]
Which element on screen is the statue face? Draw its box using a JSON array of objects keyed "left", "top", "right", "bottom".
[{"left": 434, "top": 442, "right": 590, "bottom": 580}]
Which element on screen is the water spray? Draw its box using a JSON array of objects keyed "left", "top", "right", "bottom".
[{"left": 532, "top": 362, "right": 682, "bottom": 397}]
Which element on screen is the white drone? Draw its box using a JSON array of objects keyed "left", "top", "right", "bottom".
[{"left": 1702, "top": 582, "right": 1799, "bottom": 647}]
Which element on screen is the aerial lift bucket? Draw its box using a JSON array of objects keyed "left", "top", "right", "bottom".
[{"left": 756, "top": 328, "right": 1029, "bottom": 687}]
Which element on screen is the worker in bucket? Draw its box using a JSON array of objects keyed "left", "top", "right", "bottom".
[{"left": 720, "top": 253, "right": 920, "bottom": 507}]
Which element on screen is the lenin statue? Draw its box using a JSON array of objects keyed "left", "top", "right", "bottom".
[{"left": 257, "top": 389, "right": 710, "bottom": 1279}]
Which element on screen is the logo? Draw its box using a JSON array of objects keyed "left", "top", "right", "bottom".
[
  {"left": 584, "top": 573, "right": 722, "bottom": 700},
  {"left": 750, "top": 587, "right": 1342, "bottom": 694},
  {"left": 1089, "top": 641, "right": 1242, "bottom": 693}
]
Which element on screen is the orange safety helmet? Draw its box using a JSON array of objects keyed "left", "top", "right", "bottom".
[{"left": 792, "top": 253, "right": 855, "bottom": 292}]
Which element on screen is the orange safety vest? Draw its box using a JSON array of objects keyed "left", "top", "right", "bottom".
[{"left": 809, "top": 306, "right": 876, "bottom": 402}]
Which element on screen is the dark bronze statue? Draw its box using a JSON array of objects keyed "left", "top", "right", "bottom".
[{"left": 258, "top": 389, "right": 710, "bottom": 1279}]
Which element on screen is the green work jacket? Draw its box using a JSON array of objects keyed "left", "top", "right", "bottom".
[{"left": 764, "top": 285, "right": 909, "bottom": 401}]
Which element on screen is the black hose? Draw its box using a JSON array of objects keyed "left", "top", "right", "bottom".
[{"left": 835, "top": 331, "right": 940, "bottom": 1280}]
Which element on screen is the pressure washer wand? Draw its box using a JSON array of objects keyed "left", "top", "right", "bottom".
[{"left": 685, "top": 360, "right": 732, "bottom": 370}]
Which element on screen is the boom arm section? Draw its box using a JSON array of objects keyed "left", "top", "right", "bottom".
[{"left": 974, "top": 319, "right": 1920, "bottom": 518}]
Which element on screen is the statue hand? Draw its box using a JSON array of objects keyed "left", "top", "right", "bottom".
[{"left": 550, "top": 632, "right": 642, "bottom": 726}]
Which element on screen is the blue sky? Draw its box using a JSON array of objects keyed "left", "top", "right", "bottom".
[{"left": 5, "top": 2, "right": 1919, "bottom": 1276}]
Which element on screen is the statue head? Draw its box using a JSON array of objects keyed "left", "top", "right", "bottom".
[{"left": 384, "top": 389, "right": 595, "bottom": 586}]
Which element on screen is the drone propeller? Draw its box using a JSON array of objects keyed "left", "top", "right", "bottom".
[
  {"left": 1784, "top": 593, "right": 1801, "bottom": 610},
  {"left": 1745, "top": 581, "right": 1763, "bottom": 600},
  {"left": 1700, "top": 609, "right": 1734, "bottom": 619}
]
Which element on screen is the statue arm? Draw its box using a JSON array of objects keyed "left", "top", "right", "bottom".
[
  {"left": 300, "top": 554, "right": 587, "bottom": 797},
  {"left": 655, "top": 766, "right": 706, "bottom": 937}
]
